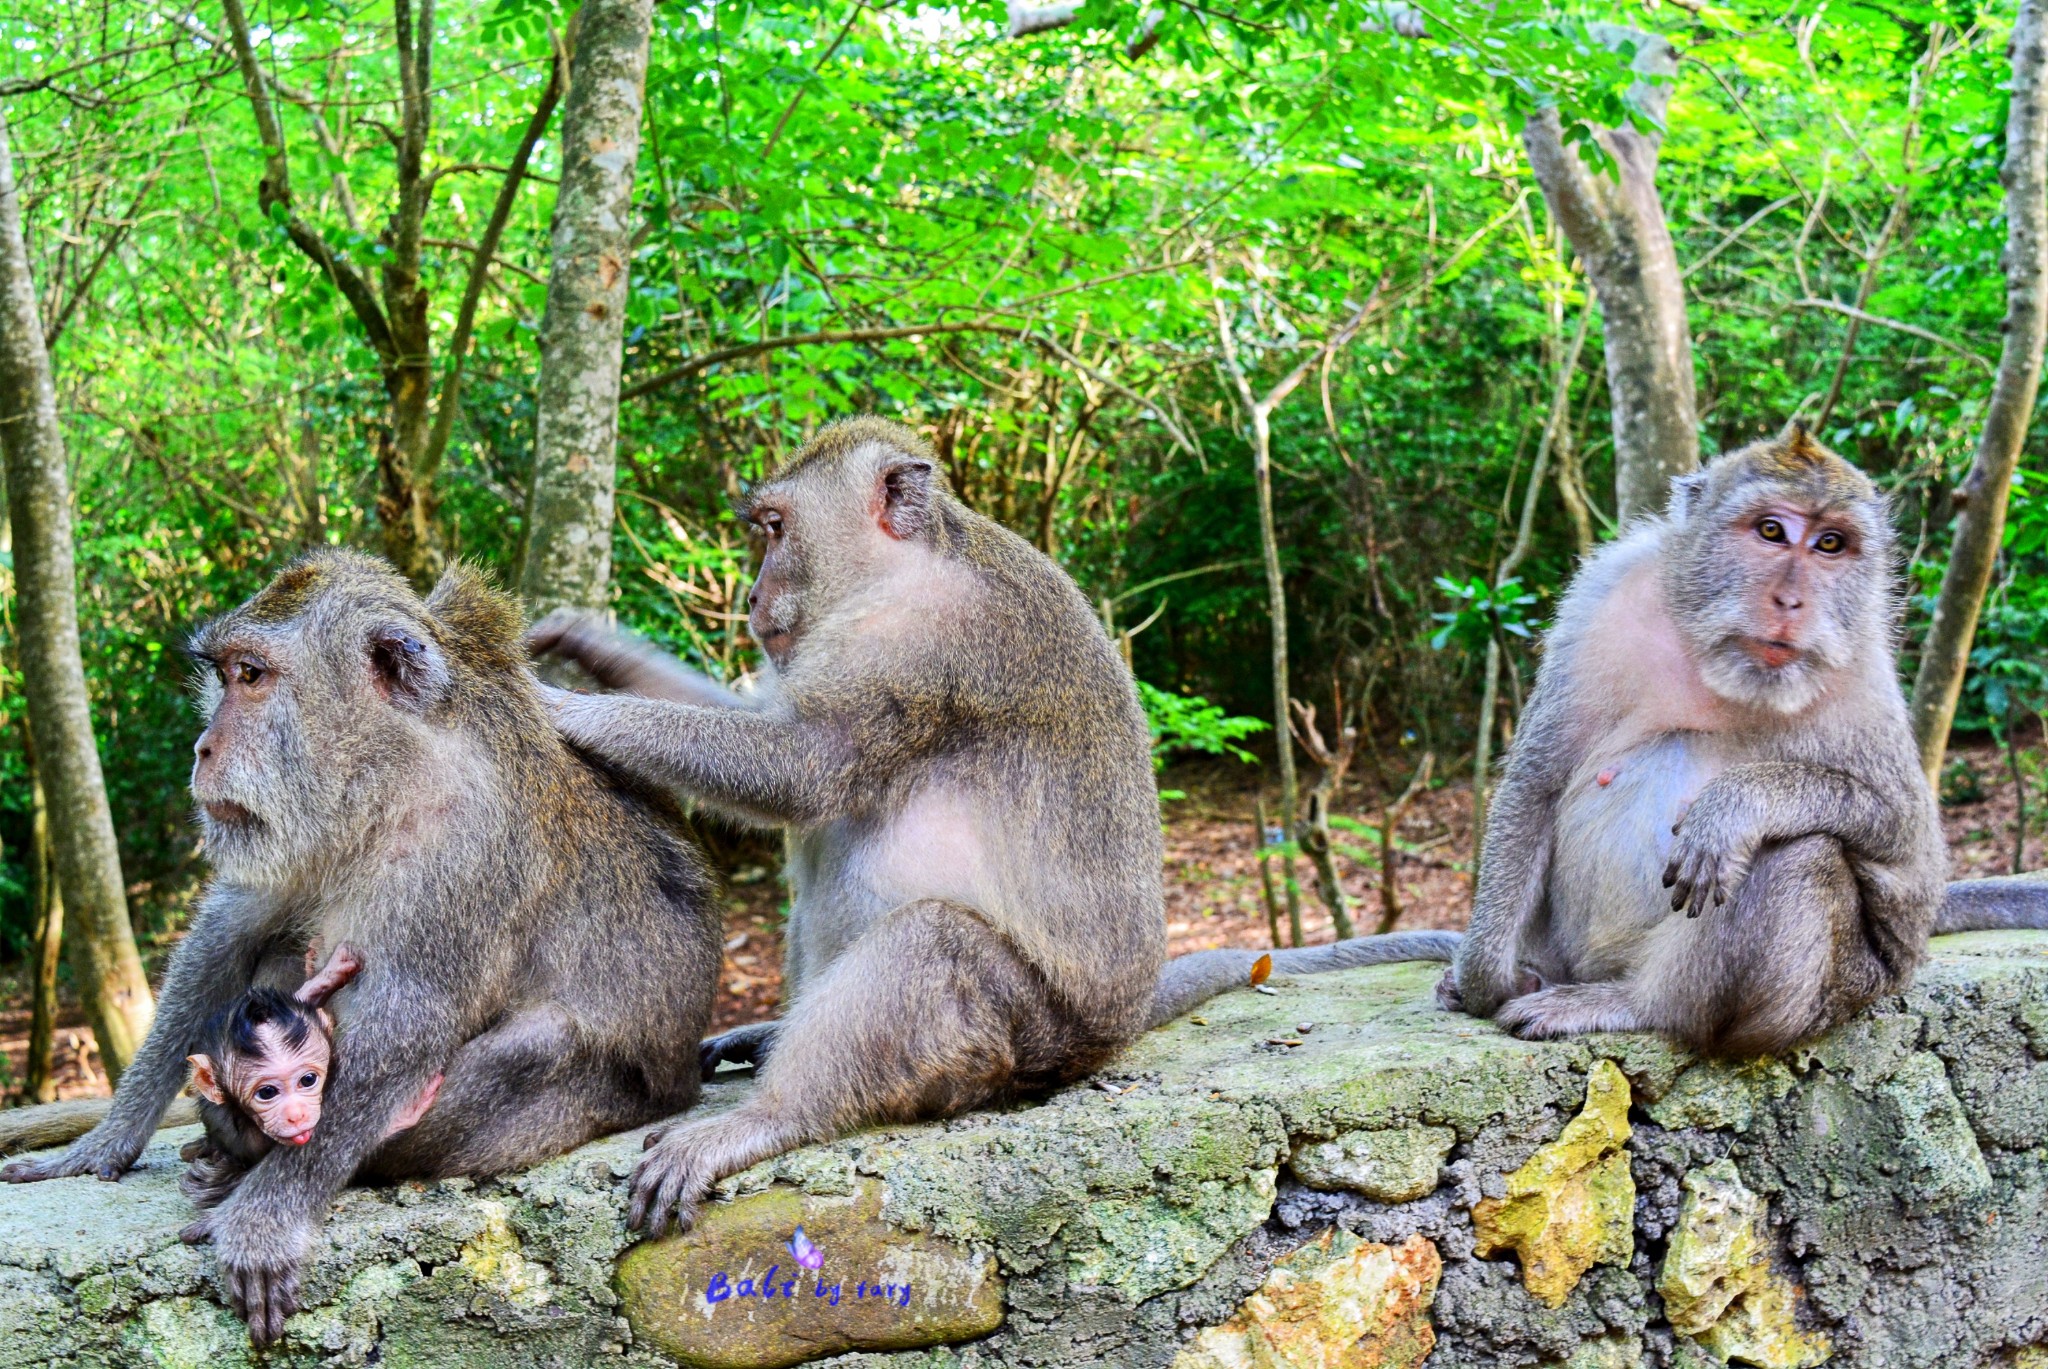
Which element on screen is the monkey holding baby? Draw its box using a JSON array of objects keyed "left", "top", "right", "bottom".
[
  {"left": 2, "top": 553, "right": 724, "bottom": 1346},
  {"left": 1447, "top": 425, "right": 2048, "bottom": 1052}
]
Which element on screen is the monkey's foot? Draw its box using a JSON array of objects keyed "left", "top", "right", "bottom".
[
  {"left": 1493, "top": 984, "right": 1645, "bottom": 1040},
  {"left": 384, "top": 1073, "right": 444, "bottom": 1137},
  {"left": 1432, "top": 968, "right": 1464, "bottom": 1012},
  {"left": 699, "top": 1021, "right": 780, "bottom": 1078},
  {"left": 629, "top": 1112, "right": 796, "bottom": 1239}
]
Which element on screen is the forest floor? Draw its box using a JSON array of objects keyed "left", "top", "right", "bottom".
[{"left": 4, "top": 739, "right": 2040, "bottom": 1105}]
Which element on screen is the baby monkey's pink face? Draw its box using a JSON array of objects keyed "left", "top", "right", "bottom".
[{"left": 189, "top": 1022, "right": 331, "bottom": 1147}]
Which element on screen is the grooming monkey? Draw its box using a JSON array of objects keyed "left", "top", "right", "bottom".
[
  {"left": 2, "top": 553, "right": 723, "bottom": 1347},
  {"left": 533, "top": 416, "right": 1456, "bottom": 1236},
  {"left": 178, "top": 943, "right": 443, "bottom": 1209},
  {"left": 1447, "top": 426, "right": 2048, "bottom": 1054}
]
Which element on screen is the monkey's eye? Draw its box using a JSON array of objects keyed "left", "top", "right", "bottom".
[
  {"left": 755, "top": 510, "right": 784, "bottom": 540},
  {"left": 298, "top": 1072, "right": 320, "bottom": 1090},
  {"left": 234, "top": 661, "right": 267, "bottom": 687},
  {"left": 1757, "top": 518, "right": 1788, "bottom": 544},
  {"left": 1814, "top": 530, "right": 1847, "bottom": 555},
  {"left": 254, "top": 1084, "right": 280, "bottom": 1102}
]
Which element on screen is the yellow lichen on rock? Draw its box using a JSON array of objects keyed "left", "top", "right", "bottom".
[
  {"left": 1471, "top": 1059, "right": 1635, "bottom": 1308},
  {"left": 458, "top": 1200, "right": 554, "bottom": 1306},
  {"left": 1658, "top": 1160, "right": 1831, "bottom": 1369},
  {"left": 1171, "top": 1229, "right": 1442, "bottom": 1369}
]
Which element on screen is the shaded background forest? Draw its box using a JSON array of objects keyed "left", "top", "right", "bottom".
[{"left": 2, "top": 0, "right": 2045, "bottom": 1094}]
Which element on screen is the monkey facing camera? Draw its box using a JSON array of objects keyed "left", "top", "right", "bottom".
[
  {"left": 1447, "top": 424, "right": 2048, "bottom": 1054},
  {"left": 1, "top": 553, "right": 724, "bottom": 1346}
]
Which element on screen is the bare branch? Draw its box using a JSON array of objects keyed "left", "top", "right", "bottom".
[
  {"left": 420, "top": 44, "right": 564, "bottom": 478},
  {"left": 218, "top": 0, "right": 395, "bottom": 360},
  {"left": 1787, "top": 297, "right": 1995, "bottom": 372}
]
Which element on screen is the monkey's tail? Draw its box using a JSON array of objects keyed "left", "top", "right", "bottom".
[
  {"left": 0, "top": 1097, "right": 198, "bottom": 1156},
  {"left": 1933, "top": 874, "right": 2048, "bottom": 935},
  {"left": 1148, "top": 931, "right": 1461, "bottom": 1029}
]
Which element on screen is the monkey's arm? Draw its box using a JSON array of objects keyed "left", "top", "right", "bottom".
[
  {"left": 1452, "top": 698, "right": 1573, "bottom": 1018},
  {"left": 1664, "top": 760, "right": 1940, "bottom": 918},
  {"left": 528, "top": 611, "right": 753, "bottom": 709},
  {"left": 551, "top": 693, "right": 859, "bottom": 825},
  {"left": 2, "top": 887, "right": 273, "bottom": 1183}
]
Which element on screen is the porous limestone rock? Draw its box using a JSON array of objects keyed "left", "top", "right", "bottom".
[
  {"left": 1286, "top": 1125, "right": 1454, "bottom": 1203},
  {"left": 617, "top": 1179, "right": 1003, "bottom": 1368},
  {"left": 1658, "top": 1159, "right": 1831, "bottom": 1368},
  {"left": 1169, "top": 1228, "right": 1440, "bottom": 1369},
  {"left": 1469, "top": 1059, "right": 1635, "bottom": 1307},
  {"left": 0, "top": 935, "right": 2040, "bottom": 1369}
]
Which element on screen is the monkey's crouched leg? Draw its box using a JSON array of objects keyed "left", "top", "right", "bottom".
[
  {"left": 633, "top": 899, "right": 1050, "bottom": 1237},
  {"left": 1493, "top": 983, "right": 1645, "bottom": 1039},
  {"left": 180, "top": 1146, "right": 254, "bottom": 1209}
]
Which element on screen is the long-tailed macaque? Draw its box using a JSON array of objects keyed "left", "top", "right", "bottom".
[
  {"left": 1, "top": 553, "right": 722, "bottom": 1346},
  {"left": 534, "top": 417, "right": 1460, "bottom": 1236},
  {"left": 534, "top": 418, "right": 1168, "bottom": 1235},
  {"left": 1448, "top": 427, "right": 2048, "bottom": 1054}
]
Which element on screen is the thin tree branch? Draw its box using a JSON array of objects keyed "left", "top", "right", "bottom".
[
  {"left": 218, "top": 0, "right": 395, "bottom": 360},
  {"left": 418, "top": 44, "right": 564, "bottom": 479},
  {"left": 1787, "top": 298, "right": 1994, "bottom": 372}
]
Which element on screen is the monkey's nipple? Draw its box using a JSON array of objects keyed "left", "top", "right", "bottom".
[{"left": 1595, "top": 769, "right": 1617, "bottom": 787}]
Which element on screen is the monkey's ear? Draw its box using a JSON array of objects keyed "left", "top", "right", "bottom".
[
  {"left": 368, "top": 626, "right": 452, "bottom": 712},
  {"left": 187, "top": 1054, "right": 226, "bottom": 1105},
  {"left": 315, "top": 1006, "right": 336, "bottom": 1037},
  {"left": 1668, "top": 471, "right": 1710, "bottom": 522},
  {"left": 877, "top": 458, "right": 936, "bottom": 540},
  {"left": 427, "top": 562, "right": 524, "bottom": 671}
]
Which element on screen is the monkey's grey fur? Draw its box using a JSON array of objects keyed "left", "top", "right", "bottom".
[
  {"left": 537, "top": 418, "right": 1470, "bottom": 1236},
  {"left": 1449, "top": 427, "right": 2048, "bottom": 1054},
  {"left": 1, "top": 553, "right": 722, "bottom": 1346},
  {"left": 540, "top": 417, "right": 1169, "bottom": 1236}
]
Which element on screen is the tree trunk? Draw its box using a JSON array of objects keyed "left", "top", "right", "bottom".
[
  {"left": 520, "top": 0, "right": 656, "bottom": 617},
  {"left": 1910, "top": 0, "right": 2048, "bottom": 788},
  {"left": 1522, "top": 29, "right": 1698, "bottom": 524},
  {"left": 0, "top": 109, "right": 153, "bottom": 1081},
  {"left": 24, "top": 747, "right": 62, "bottom": 1105}
]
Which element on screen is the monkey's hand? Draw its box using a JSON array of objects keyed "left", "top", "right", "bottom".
[
  {"left": 1662, "top": 786, "right": 1762, "bottom": 916},
  {"left": 528, "top": 611, "right": 746, "bottom": 708},
  {"left": 188, "top": 1194, "right": 316, "bottom": 1348},
  {"left": 700, "top": 1022, "right": 780, "bottom": 1078},
  {"left": 0, "top": 1121, "right": 147, "bottom": 1183}
]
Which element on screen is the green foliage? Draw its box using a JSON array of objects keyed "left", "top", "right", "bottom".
[
  {"left": 1135, "top": 681, "right": 1268, "bottom": 770},
  {"left": 0, "top": 0, "right": 2041, "bottom": 959},
  {"left": 1429, "top": 576, "right": 1542, "bottom": 653}
]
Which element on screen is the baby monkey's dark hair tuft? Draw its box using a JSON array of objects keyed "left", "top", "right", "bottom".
[{"left": 208, "top": 987, "right": 321, "bottom": 1060}]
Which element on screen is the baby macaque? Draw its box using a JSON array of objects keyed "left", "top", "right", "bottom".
[{"left": 180, "top": 943, "right": 441, "bottom": 1206}]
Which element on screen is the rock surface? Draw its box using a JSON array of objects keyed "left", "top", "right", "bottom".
[{"left": 0, "top": 932, "right": 2044, "bottom": 1368}]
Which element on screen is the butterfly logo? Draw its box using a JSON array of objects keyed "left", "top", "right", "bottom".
[{"left": 788, "top": 1226, "right": 824, "bottom": 1270}]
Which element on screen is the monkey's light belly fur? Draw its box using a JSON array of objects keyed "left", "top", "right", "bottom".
[{"left": 3, "top": 935, "right": 2046, "bottom": 1368}]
